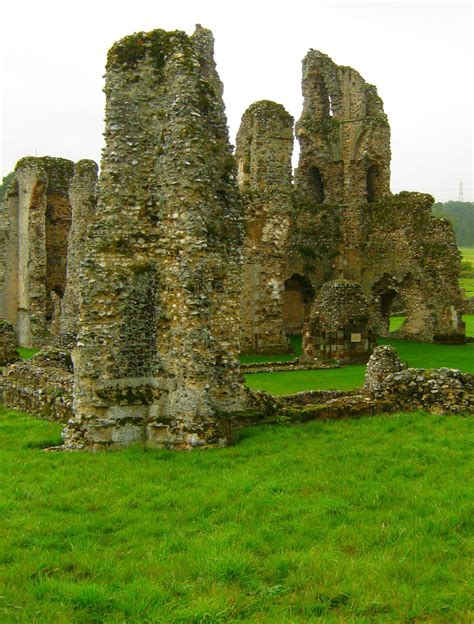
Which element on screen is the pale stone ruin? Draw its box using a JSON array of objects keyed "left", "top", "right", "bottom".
[{"left": 0, "top": 27, "right": 470, "bottom": 448}]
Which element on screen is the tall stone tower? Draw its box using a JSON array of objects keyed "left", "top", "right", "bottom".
[
  {"left": 64, "top": 26, "right": 247, "bottom": 450},
  {"left": 235, "top": 101, "right": 294, "bottom": 353}
]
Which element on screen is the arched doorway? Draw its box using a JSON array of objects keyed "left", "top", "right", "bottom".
[{"left": 282, "top": 274, "right": 314, "bottom": 335}]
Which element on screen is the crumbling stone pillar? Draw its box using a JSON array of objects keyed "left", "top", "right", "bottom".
[
  {"left": 294, "top": 50, "right": 391, "bottom": 284},
  {"left": 0, "top": 157, "right": 74, "bottom": 347},
  {"left": 64, "top": 26, "right": 247, "bottom": 450},
  {"left": 59, "top": 160, "right": 98, "bottom": 347},
  {"left": 302, "top": 280, "right": 375, "bottom": 363},
  {"left": 236, "top": 100, "right": 294, "bottom": 353},
  {"left": 295, "top": 50, "right": 391, "bottom": 205}
]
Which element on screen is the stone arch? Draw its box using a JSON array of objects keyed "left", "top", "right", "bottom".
[
  {"left": 370, "top": 274, "right": 401, "bottom": 336},
  {"left": 371, "top": 274, "right": 433, "bottom": 339},
  {"left": 282, "top": 274, "right": 315, "bottom": 334}
]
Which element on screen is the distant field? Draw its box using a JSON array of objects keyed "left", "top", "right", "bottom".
[
  {"left": 460, "top": 247, "right": 474, "bottom": 264},
  {"left": 460, "top": 247, "right": 474, "bottom": 298}
]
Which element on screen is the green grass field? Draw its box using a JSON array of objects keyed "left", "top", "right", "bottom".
[
  {"left": 460, "top": 247, "right": 474, "bottom": 298},
  {"left": 0, "top": 407, "right": 472, "bottom": 623},
  {"left": 245, "top": 318, "right": 474, "bottom": 396}
]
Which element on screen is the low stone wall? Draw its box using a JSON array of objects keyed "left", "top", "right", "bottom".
[
  {"left": 2, "top": 348, "right": 73, "bottom": 423},
  {"left": 375, "top": 367, "right": 474, "bottom": 414},
  {"left": 0, "top": 319, "right": 19, "bottom": 366},
  {"left": 241, "top": 360, "right": 340, "bottom": 373},
  {"left": 3, "top": 344, "right": 472, "bottom": 444}
]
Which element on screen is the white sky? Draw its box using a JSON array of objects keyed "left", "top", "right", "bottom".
[{"left": 0, "top": 0, "right": 472, "bottom": 201}]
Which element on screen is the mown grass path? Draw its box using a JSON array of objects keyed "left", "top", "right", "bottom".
[{"left": 0, "top": 408, "right": 472, "bottom": 623}]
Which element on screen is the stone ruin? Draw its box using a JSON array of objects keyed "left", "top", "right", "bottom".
[
  {"left": 0, "top": 27, "right": 469, "bottom": 448},
  {"left": 62, "top": 26, "right": 248, "bottom": 449},
  {"left": 237, "top": 50, "right": 465, "bottom": 353},
  {"left": 0, "top": 157, "right": 74, "bottom": 347},
  {"left": 302, "top": 280, "right": 375, "bottom": 364}
]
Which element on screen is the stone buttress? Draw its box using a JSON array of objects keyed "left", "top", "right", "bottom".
[
  {"left": 59, "top": 160, "right": 98, "bottom": 347},
  {"left": 63, "top": 26, "right": 247, "bottom": 450}
]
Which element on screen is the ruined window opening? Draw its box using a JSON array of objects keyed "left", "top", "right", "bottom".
[
  {"left": 380, "top": 289, "right": 397, "bottom": 317},
  {"left": 366, "top": 164, "right": 378, "bottom": 203},
  {"left": 328, "top": 94, "right": 334, "bottom": 117},
  {"left": 308, "top": 167, "right": 325, "bottom": 203}
]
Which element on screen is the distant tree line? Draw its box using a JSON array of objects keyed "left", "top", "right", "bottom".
[{"left": 432, "top": 201, "right": 474, "bottom": 247}]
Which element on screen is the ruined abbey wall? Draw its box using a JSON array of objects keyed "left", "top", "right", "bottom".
[
  {"left": 238, "top": 49, "right": 464, "bottom": 353},
  {"left": 0, "top": 157, "right": 74, "bottom": 347},
  {"left": 236, "top": 101, "right": 294, "bottom": 353},
  {"left": 64, "top": 27, "right": 247, "bottom": 450}
]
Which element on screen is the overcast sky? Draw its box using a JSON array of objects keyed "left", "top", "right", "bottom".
[{"left": 0, "top": 0, "right": 472, "bottom": 201}]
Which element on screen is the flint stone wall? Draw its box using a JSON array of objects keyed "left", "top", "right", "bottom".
[
  {"left": 59, "top": 160, "right": 98, "bottom": 348},
  {"left": 66, "top": 26, "right": 247, "bottom": 450},
  {"left": 0, "top": 319, "right": 19, "bottom": 366},
  {"left": 2, "top": 348, "right": 73, "bottom": 422},
  {"left": 302, "top": 280, "right": 375, "bottom": 363},
  {"left": 236, "top": 100, "right": 295, "bottom": 354}
]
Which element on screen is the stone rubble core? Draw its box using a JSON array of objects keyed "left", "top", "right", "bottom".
[
  {"left": 63, "top": 26, "right": 249, "bottom": 450},
  {"left": 237, "top": 50, "right": 464, "bottom": 353},
  {"left": 0, "top": 319, "right": 19, "bottom": 366},
  {"left": 364, "top": 344, "right": 406, "bottom": 393},
  {"left": 2, "top": 347, "right": 73, "bottom": 422},
  {"left": 302, "top": 280, "right": 375, "bottom": 363},
  {"left": 0, "top": 157, "right": 75, "bottom": 348}
]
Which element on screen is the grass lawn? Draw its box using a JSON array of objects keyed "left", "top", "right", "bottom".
[
  {"left": 245, "top": 321, "right": 474, "bottom": 396},
  {"left": 0, "top": 407, "right": 472, "bottom": 623},
  {"left": 16, "top": 347, "right": 39, "bottom": 360}
]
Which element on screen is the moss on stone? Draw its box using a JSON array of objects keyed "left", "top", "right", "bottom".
[{"left": 106, "top": 29, "right": 193, "bottom": 72}]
